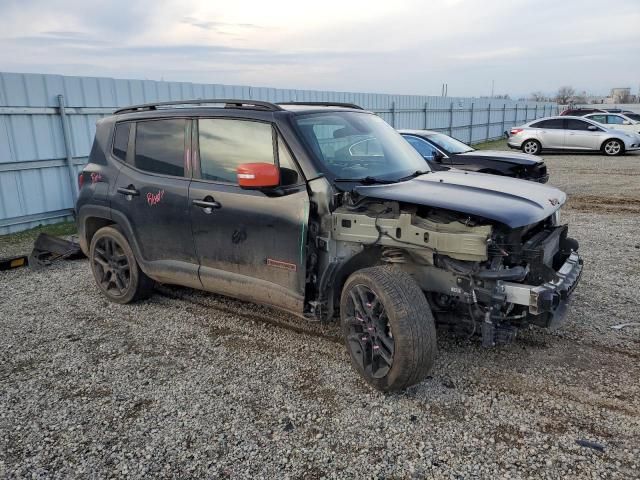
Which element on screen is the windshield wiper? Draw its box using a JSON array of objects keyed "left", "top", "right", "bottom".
[
  {"left": 396, "top": 170, "right": 430, "bottom": 182},
  {"left": 333, "top": 176, "right": 396, "bottom": 185}
]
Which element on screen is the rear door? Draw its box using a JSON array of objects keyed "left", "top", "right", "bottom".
[
  {"left": 110, "top": 118, "right": 200, "bottom": 287},
  {"left": 533, "top": 119, "right": 565, "bottom": 148},
  {"left": 189, "top": 117, "right": 310, "bottom": 313},
  {"left": 565, "top": 118, "right": 603, "bottom": 150}
]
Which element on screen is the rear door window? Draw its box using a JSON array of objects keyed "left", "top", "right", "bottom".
[
  {"left": 112, "top": 123, "right": 130, "bottom": 162},
  {"left": 134, "top": 119, "right": 186, "bottom": 176},
  {"left": 607, "top": 115, "right": 624, "bottom": 125},
  {"left": 533, "top": 119, "right": 564, "bottom": 129},
  {"left": 589, "top": 114, "right": 607, "bottom": 124}
]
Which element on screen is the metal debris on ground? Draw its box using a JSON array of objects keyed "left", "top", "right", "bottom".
[
  {"left": 609, "top": 322, "right": 640, "bottom": 330},
  {"left": 575, "top": 439, "right": 605, "bottom": 452},
  {"left": 28, "top": 233, "right": 85, "bottom": 270}
]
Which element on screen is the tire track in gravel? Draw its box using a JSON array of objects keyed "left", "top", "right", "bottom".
[{"left": 153, "top": 286, "right": 343, "bottom": 345}]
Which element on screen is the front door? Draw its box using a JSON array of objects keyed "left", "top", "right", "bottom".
[
  {"left": 110, "top": 118, "right": 200, "bottom": 287},
  {"left": 189, "top": 117, "right": 309, "bottom": 313},
  {"left": 564, "top": 118, "right": 602, "bottom": 150}
]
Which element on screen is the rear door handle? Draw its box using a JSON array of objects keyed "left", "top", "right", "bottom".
[
  {"left": 192, "top": 197, "right": 221, "bottom": 213},
  {"left": 117, "top": 186, "right": 139, "bottom": 196}
]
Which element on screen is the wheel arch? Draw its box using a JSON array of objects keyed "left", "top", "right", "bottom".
[
  {"left": 521, "top": 138, "right": 542, "bottom": 150},
  {"left": 600, "top": 137, "right": 625, "bottom": 153},
  {"left": 322, "top": 247, "right": 385, "bottom": 319}
]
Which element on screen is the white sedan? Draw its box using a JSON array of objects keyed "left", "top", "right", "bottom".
[{"left": 584, "top": 113, "right": 640, "bottom": 136}]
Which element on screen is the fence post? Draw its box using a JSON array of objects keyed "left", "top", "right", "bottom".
[
  {"left": 502, "top": 103, "right": 507, "bottom": 137},
  {"left": 391, "top": 101, "right": 396, "bottom": 127},
  {"left": 514, "top": 103, "right": 518, "bottom": 127},
  {"left": 525, "top": 104, "right": 529, "bottom": 122},
  {"left": 535, "top": 104, "right": 538, "bottom": 119},
  {"left": 57, "top": 94, "right": 78, "bottom": 203},
  {"left": 486, "top": 103, "right": 491, "bottom": 141},
  {"left": 424, "top": 101, "right": 428, "bottom": 129},
  {"left": 469, "top": 102, "right": 474, "bottom": 143},
  {"left": 448, "top": 102, "right": 454, "bottom": 136}
]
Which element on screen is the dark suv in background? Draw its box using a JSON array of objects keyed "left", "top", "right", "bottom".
[{"left": 77, "top": 100, "right": 582, "bottom": 391}]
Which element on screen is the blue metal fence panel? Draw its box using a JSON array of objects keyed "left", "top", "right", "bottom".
[{"left": 0, "top": 71, "right": 558, "bottom": 234}]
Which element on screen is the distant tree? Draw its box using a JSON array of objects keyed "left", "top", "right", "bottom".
[
  {"left": 530, "top": 91, "right": 547, "bottom": 102},
  {"left": 556, "top": 86, "right": 575, "bottom": 104}
]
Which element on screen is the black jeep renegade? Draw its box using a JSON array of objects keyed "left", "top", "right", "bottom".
[{"left": 77, "top": 99, "right": 582, "bottom": 391}]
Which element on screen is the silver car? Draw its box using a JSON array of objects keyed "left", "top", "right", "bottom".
[{"left": 508, "top": 115, "right": 640, "bottom": 156}]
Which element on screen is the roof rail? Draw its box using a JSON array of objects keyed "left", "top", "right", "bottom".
[
  {"left": 278, "top": 101, "right": 364, "bottom": 110},
  {"left": 113, "top": 99, "right": 283, "bottom": 115}
]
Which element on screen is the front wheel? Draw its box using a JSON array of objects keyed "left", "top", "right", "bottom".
[
  {"left": 602, "top": 139, "right": 624, "bottom": 156},
  {"left": 522, "top": 139, "right": 541, "bottom": 155},
  {"left": 340, "top": 266, "right": 437, "bottom": 391}
]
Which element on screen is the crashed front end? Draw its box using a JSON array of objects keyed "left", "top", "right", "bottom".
[{"left": 332, "top": 196, "right": 583, "bottom": 347}]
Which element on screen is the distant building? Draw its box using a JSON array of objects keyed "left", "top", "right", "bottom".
[{"left": 605, "top": 87, "right": 635, "bottom": 104}]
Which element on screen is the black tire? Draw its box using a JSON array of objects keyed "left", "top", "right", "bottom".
[
  {"left": 521, "top": 139, "right": 541, "bottom": 155},
  {"left": 601, "top": 138, "right": 624, "bottom": 156},
  {"left": 340, "top": 266, "right": 437, "bottom": 392},
  {"left": 89, "top": 226, "right": 154, "bottom": 304}
]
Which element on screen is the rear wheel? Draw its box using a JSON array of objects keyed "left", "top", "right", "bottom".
[
  {"left": 340, "top": 266, "right": 437, "bottom": 391},
  {"left": 602, "top": 139, "right": 624, "bottom": 156},
  {"left": 522, "top": 139, "right": 541, "bottom": 155},
  {"left": 89, "top": 226, "right": 154, "bottom": 304}
]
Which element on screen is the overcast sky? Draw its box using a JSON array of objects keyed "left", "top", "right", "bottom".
[{"left": 1, "top": 0, "right": 639, "bottom": 98}]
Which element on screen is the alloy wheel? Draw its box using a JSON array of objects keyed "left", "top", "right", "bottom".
[
  {"left": 604, "top": 140, "right": 621, "bottom": 155},
  {"left": 523, "top": 141, "right": 539, "bottom": 154},
  {"left": 345, "top": 284, "right": 394, "bottom": 378},
  {"left": 92, "top": 236, "right": 131, "bottom": 296}
]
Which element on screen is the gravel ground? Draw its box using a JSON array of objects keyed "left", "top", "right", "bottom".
[{"left": 1, "top": 151, "right": 639, "bottom": 479}]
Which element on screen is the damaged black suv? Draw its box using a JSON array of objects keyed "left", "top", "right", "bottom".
[{"left": 77, "top": 100, "right": 583, "bottom": 391}]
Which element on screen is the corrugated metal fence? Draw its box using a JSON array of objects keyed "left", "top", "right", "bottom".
[{"left": 0, "top": 72, "right": 558, "bottom": 234}]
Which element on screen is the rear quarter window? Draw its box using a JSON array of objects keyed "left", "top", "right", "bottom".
[{"left": 112, "top": 123, "right": 130, "bottom": 162}]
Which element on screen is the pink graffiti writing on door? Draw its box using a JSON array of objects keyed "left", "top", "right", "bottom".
[{"left": 146, "top": 190, "right": 165, "bottom": 206}]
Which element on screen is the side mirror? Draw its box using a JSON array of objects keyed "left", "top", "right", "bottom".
[
  {"left": 432, "top": 151, "right": 444, "bottom": 162},
  {"left": 237, "top": 163, "right": 280, "bottom": 189},
  {"left": 587, "top": 125, "right": 598, "bottom": 131},
  {"left": 623, "top": 120, "right": 630, "bottom": 125}
]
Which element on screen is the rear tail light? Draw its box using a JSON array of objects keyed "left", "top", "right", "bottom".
[
  {"left": 78, "top": 172, "right": 85, "bottom": 190},
  {"left": 510, "top": 128, "right": 523, "bottom": 135}
]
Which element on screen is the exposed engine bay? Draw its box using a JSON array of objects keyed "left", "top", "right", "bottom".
[{"left": 319, "top": 194, "right": 583, "bottom": 347}]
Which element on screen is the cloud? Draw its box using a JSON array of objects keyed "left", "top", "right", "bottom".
[
  {"left": 181, "top": 16, "right": 264, "bottom": 32},
  {"left": 0, "top": 0, "right": 638, "bottom": 97}
]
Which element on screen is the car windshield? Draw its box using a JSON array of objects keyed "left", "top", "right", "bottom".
[
  {"left": 626, "top": 113, "right": 640, "bottom": 122},
  {"left": 425, "top": 133, "right": 474, "bottom": 154},
  {"left": 294, "top": 112, "right": 429, "bottom": 181}
]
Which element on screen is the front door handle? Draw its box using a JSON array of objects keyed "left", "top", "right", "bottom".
[
  {"left": 117, "top": 185, "right": 139, "bottom": 197},
  {"left": 192, "top": 197, "right": 221, "bottom": 213}
]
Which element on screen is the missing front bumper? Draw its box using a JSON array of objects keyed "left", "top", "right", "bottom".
[{"left": 500, "top": 251, "right": 583, "bottom": 328}]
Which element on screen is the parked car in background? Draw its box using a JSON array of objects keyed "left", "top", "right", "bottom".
[
  {"left": 584, "top": 113, "right": 640, "bottom": 136},
  {"left": 508, "top": 116, "right": 640, "bottom": 156},
  {"left": 559, "top": 107, "right": 606, "bottom": 116},
  {"left": 560, "top": 107, "right": 636, "bottom": 117},
  {"left": 399, "top": 130, "right": 549, "bottom": 182}
]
